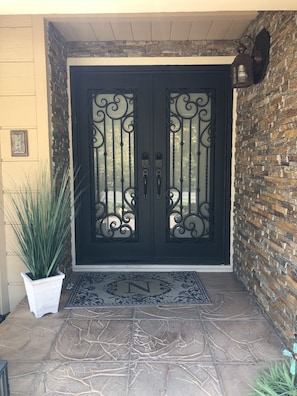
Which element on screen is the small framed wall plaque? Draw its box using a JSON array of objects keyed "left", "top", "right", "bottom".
[{"left": 10, "top": 130, "right": 29, "bottom": 157}]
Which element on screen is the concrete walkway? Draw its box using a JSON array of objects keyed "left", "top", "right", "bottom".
[{"left": 0, "top": 273, "right": 285, "bottom": 395}]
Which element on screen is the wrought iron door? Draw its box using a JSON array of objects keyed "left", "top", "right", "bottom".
[
  {"left": 92, "top": 91, "right": 137, "bottom": 240},
  {"left": 71, "top": 66, "right": 232, "bottom": 265}
]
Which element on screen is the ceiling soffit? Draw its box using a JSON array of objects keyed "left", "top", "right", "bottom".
[{"left": 50, "top": 12, "right": 258, "bottom": 42}]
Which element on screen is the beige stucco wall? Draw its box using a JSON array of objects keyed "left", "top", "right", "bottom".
[{"left": 0, "top": 15, "right": 51, "bottom": 312}]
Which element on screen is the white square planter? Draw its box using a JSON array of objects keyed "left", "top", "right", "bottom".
[{"left": 21, "top": 271, "right": 65, "bottom": 318}]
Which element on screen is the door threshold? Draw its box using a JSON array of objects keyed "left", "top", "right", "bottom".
[{"left": 73, "top": 264, "right": 233, "bottom": 273}]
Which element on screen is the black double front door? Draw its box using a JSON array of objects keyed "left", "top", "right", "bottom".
[{"left": 70, "top": 65, "right": 232, "bottom": 265}]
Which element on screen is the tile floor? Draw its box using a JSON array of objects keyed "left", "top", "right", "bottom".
[{"left": 0, "top": 272, "right": 285, "bottom": 396}]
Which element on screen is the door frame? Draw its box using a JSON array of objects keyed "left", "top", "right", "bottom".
[{"left": 67, "top": 56, "right": 236, "bottom": 273}]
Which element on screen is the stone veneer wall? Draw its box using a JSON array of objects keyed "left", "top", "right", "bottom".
[
  {"left": 47, "top": 23, "right": 71, "bottom": 274},
  {"left": 67, "top": 40, "right": 234, "bottom": 57},
  {"left": 47, "top": 22, "right": 69, "bottom": 175},
  {"left": 233, "top": 11, "right": 297, "bottom": 345}
]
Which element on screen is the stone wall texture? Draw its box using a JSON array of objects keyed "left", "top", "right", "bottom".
[
  {"left": 47, "top": 23, "right": 72, "bottom": 275},
  {"left": 67, "top": 40, "right": 234, "bottom": 58},
  {"left": 48, "top": 23, "right": 69, "bottom": 176},
  {"left": 233, "top": 11, "right": 297, "bottom": 344}
]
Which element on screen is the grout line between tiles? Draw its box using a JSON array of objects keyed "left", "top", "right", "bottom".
[{"left": 199, "top": 310, "right": 226, "bottom": 396}]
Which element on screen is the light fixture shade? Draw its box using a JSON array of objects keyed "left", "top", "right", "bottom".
[
  {"left": 231, "top": 29, "right": 270, "bottom": 88},
  {"left": 231, "top": 44, "right": 254, "bottom": 88}
]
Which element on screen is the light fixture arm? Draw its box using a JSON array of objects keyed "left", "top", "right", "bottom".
[{"left": 237, "top": 35, "right": 254, "bottom": 49}]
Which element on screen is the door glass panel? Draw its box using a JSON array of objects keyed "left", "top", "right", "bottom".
[
  {"left": 91, "top": 91, "right": 137, "bottom": 239},
  {"left": 168, "top": 91, "right": 213, "bottom": 240}
]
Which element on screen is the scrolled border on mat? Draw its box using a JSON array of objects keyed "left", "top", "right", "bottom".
[{"left": 66, "top": 271, "right": 211, "bottom": 308}]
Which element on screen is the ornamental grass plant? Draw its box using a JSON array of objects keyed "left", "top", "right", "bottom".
[
  {"left": 9, "top": 168, "right": 77, "bottom": 280},
  {"left": 249, "top": 306, "right": 297, "bottom": 396},
  {"left": 250, "top": 356, "right": 297, "bottom": 395}
]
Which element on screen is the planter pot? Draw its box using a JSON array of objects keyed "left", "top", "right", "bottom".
[{"left": 21, "top": 271, "right": 65, "bottom": 318}]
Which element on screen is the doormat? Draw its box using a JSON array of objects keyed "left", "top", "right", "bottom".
[{"left": 66, "top": 272, "right": 211, "bottom": 308}]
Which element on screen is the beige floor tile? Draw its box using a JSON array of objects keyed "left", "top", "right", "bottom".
[
  {"left": 0, "top": 318, "right": 63, "bottom": 361},
  {"left": 50, "top": 319, "right": 133, "bottom": 361},
  {"left": 217, "top": 363, "right": 269, "bottom": 396},
  {"left": 69, "top": 306, "right": 135, "bottom": 319},
  {"left": 128, "top": 362, "right": 223, "bottom": 396},
  {"left": 33, "top": 361, "right": 129, "bottom": 395},
  {"left": 0, "top": 273, "right": 286, "bottom": 396},
  {"left": 131, "top": 319, "right": 212, "bottom": 362},
  {"left": 7, "top": 361, "right": 42, "bottom": 396},
  {"left": 135, "top": 304, "right": 200, "bottom": 320},
  {"left": 200, "top": 292, "right": 263, "bottom": 321},
  {"left": 205, "top": 320, "right": 284, "bottom": 363},
  {"left": 199, "top": 273, "right": 246, "bottom": 292}
]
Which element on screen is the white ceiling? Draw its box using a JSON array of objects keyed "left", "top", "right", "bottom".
[
  {"left": 1, "top": 0, "right": 296, "bottom": 14},
  {"left": 50, "top": 12, "right": 258, "bottom": 42}
]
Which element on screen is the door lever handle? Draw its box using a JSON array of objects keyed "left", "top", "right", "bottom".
[
  {"left": 155, "top": 153, "right": 162, "bottom": 199},
  {"left": 142, "top": 152, "right": 149, "bottom": 199},
  {"left": 156, "top": 169, "right": 162, "bottom": 199},
  {"left": 142, "top": 168, "right": 149, "bottom": 199}
]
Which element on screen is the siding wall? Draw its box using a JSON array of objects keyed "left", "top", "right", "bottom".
[{"left": 0, "top": 15, "right": 50, "bottom": 312}]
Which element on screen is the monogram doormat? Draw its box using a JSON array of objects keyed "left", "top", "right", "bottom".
[{"left": 66, "top": 271, "right": 211, "bottom": 308}]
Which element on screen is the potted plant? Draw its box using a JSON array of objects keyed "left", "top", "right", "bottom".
[
  {"left": 9, "top": 167, "right": 78, "bottom": 318},
  {"left": 250, "top": 343, "right": 297, "bottom": 395}
]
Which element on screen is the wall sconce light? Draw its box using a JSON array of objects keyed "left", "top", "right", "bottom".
[{"left": 231, "top": 28, "right": 270, "bottom": 88}]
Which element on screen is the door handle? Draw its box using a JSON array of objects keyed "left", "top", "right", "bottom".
[
  {"left": 142, "top": 152, "right": 149, "bottom": 199},
  {"left": 156, "top": 169, "right": 162, "bottom": 199},
  {"left": 155, "top": 153, "right": 162, "bottom": 199}
]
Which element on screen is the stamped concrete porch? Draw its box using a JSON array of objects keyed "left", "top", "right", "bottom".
[{"left": 0, "top": 273, "right": 285, "bottom": 396}]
